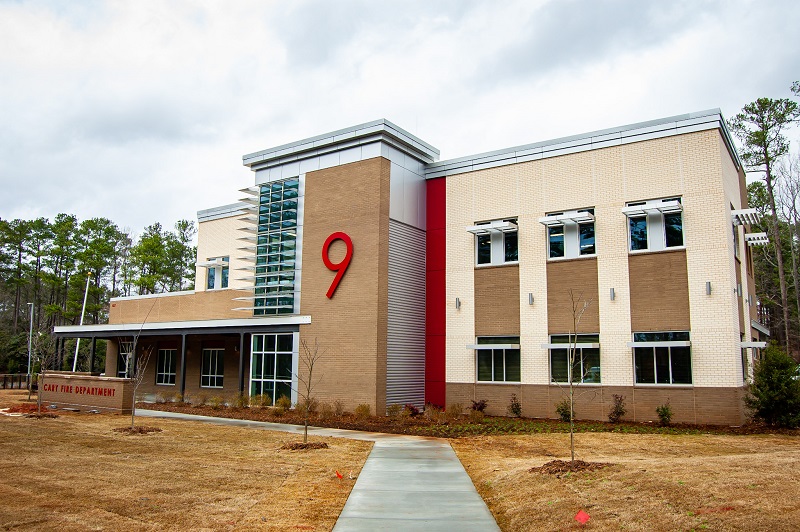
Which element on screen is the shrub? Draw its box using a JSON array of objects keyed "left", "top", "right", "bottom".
[
  {"left": 298, "top": 397, "right": 319, "bottom": 414},
  {"left": 333, "top": 400, "right": 345, "bottom": 416},
  {"left": 208, "top": 395, "right": 224, "bottom": 409},
  {"left": 319, "top": 402, "right": 334, "bottom": 421},
  {"left": 386, "top": 404, "right": 402, "bottom": 418},
  {"left": 275, "top": 395, "right": 292, "bottom": 413},
  {"left": 154, "top": 393, "right": 166, "bottom": 404},
  {"left": 234, "top": 393, "right": 248, "bottom": 409},
  {"left": 608, "top": 394, "right": 627, "bottom": 423},
  {"left": 404, "top": 403, "right": 420, "bottom": 417},
  {"left": 471, "top": 399, "right": 488, "bottom": 412},
  {"left": 252, "top": 394, "right": 272, "bottom": 408},
  {"left": 656, "top": 402, "right": 673, "bottom": 426},
  {"left": 193, "top": 393, "right": 208, "bottom": 407},
  {"left": 468, "top": 409, "right": 485, "bottom": 422},
  {"left": 446, "top": 403, "right": 464, "bottom": 421},
  {"left": 172, "top": 392, "right": 184, "bottom": 404},
  {"left": 745, "top": 345, "right": 800, "bottom": 428},
  {"left": 507, "top": 394, "right": 522, "bottom": 418},
  {"left": 354, "top": 403, "right": 371, "bottom": 419},
  {"left": 555, "top": 398, "right": 574, "bottom": 422}
]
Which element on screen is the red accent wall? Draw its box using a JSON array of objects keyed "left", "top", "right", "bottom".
[{"left": 426, "top": 177, "right": 446, "bottom": 407}]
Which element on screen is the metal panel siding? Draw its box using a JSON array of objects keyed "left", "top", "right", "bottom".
[{"left": 387, "top": 220, "right": 426, "bottom": 409}]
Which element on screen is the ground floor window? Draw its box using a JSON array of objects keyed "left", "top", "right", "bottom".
[
  {"left": 156, "top": 349, "right": 177, "bottom": 385},
  {"left": 549, "top": 334, "right": 600, "bottom": 383},
  {"left": 201, "top": 348, "right": 224, "bottom": 388},
  {"left": 476, "top": 336, "right": 520, "bottom": 382},
  {"left": 117, "top": 341, "right": 133, "bottom": 378},
  {"left": 633, "top": 332, "right": 692, "bottom": 384},
  {"left": 251, "top": 333, "right": 294, "bottom": 404}
]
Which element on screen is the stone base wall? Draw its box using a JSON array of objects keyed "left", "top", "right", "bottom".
[
  {"left": 40, "top": 372, "right": 133, "bottom": 414},
  {"left": 446, "top": 382, "right": 747, "bottom": 426}
]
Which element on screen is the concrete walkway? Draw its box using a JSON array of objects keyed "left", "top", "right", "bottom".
[{"left": 139, "top": 410, "right": 499, "bottom": 531}]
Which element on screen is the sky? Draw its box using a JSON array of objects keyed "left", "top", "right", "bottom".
[{"left": 1, "top": 0, "right": 799, "bottom": 238}]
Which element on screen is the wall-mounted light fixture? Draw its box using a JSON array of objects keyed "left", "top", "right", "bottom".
[
  {"left": 736, "top": 283, "right": 742, "bottom": 297},
  {"left": 610, "top": 288, "right": 615, "bottom": 301},
  {"left": 456, "top": 297, "right": 461, "bottom": 310},
  {"left": 528, "top": 293, "right": 534, "bottom": 305},
  {"left": 706, "top": 281, "right": 712, "bottom": 296}
]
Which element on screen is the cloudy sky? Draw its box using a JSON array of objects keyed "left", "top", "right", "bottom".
[{"left": 1, "top": 0, "right": 799, "bottom": 237}]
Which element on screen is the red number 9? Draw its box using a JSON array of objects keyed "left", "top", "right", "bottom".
[{"left": 322, "top": 232, "right": 353, "bottom": 299}]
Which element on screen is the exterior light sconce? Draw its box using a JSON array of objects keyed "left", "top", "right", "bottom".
[
  {"left": 736, "top": 283, "right": 742, "bottom": 297},
  {"left": 706, "top": 282, "right": 712, "bottom": 296},
  {"left": 528, "top": 293, "right": 534, "bottom": 305},
  {"left": 610, "top": 288, "right": 615, "bottom": 301},
  {"left": 456, "top": 297, "right": 461, "bottom": 310}
]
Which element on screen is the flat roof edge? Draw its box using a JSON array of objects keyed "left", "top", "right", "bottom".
[
  {"left": 198, "top": 202, "right": 248, "bottom": 222},
  {"left": 242, "top": 119, "right": 440, "bottom": 168}
]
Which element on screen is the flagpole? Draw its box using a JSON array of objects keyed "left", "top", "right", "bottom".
[{"left": 72, "top": 272, "right": 92, "bottom": 372}]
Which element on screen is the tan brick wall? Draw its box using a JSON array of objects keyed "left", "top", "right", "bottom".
[
  {"left": 474, "top": 265, "right": 520, "bottom": 336},
  {"left": 446, "top": 382, "right": 746, "bottom": 425},
  {"left": 109, "top": 289, "right": 252, "bottom": 324},
  {"left": 628, "top": 249, "right": 691, "bottom": 331},
  {"left": 546, "top": 259, "right": 599, "bottom": 334},
  {"left": 299, "top": 157, "right": 390, "bottom": 414},
  {"left": 196, "top": 213, "right": 250, "bottom": 291},
  {"left": 40, "top": 372, "right": 133, "bottom": 413}
]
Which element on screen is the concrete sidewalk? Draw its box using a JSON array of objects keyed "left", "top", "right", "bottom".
[{"left": 139, "top": 409, "right": 499, "bottom": 531}]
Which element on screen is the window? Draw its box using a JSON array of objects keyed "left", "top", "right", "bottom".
[
  {"left": 632, "top": 332, "right": 692, "bottom": 385},
  {"left": 250, "top": 333, "right": 294, "bottom": 404},
  {"left": 206, "top": 257, "right": 229, "bottom": 290},
  {"left": 539, "top": 209, "right": 595, "bottom": 259},
  {"left": 155, "top": 349, "right": 177, "bottom": 385},
  {"left": 623, "top": 198, "right": 683, "bottom": 252},
  {"left": 254, "top": 178, "right": 299, "bottom": 315},
  {"left": 475, "top": 336, "right": 520, "bottom": 382},
  {"left": 201, "top": 348, "right": 224, "bottom": 388},
  {"left": 468, "top": 219, "right": 518, "bottom": 266},
  {"left": 548, "top": 334, "right": 600, "bottom": 383},
  {"left": 117, "top": 341, "right": 133, "bottom": 378}
]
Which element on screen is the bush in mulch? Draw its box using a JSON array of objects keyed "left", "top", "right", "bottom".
[
  {"left": 112, "top": 426, "right": 163, "bottom": 435},
  {"left": 529, "top": 459, "right": 611, "bottom": 475},
  {"left": 6, "top": 403, "right": 50, "bottom": 414},
  {"left": 281, "top": 442, "right": 329, "bottom": 450}
]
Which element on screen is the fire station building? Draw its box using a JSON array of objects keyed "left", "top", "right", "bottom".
[{"left": 55, "top": 109, "right": 768, "bottom": 425}]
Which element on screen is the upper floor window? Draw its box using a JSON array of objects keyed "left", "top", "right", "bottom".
[
  {"left": 622, "top": 198, "right": 683, "bottom": 252},
  {"left": 205, "top": 256, "right": 229, "bottom": 290},
  {"left": 538, "top": 209, "right": 595, "bottom": 259},
  {"left": 467, "top": 219, "right": 518, "bottom": 266}
]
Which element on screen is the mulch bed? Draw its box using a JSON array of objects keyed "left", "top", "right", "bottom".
[
  {"left": 530, "top": 459, "right": 611, "bottom": 475},
  {"left": 5, "top": 403, "right": 51, "bottom": 414},
  {"left": 112, "top": 426, "right": 164, "bottom": 435},
  {"left": 281, "top": 442, "right": 329, "bottom": 450},
  {"left": 138, "top": 402, "right": 800, "bottom": 438}
]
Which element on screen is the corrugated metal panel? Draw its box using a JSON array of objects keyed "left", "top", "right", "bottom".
[{"left": 387, "top": 220, "right": 426, "bottom": 410}]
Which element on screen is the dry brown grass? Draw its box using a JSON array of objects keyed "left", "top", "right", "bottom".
[
  {"left": 453, "top": 433, "right": 800, "bottom": 531},
  {"left": 0, "top": 391, "right": 371, "bottom": 531}
]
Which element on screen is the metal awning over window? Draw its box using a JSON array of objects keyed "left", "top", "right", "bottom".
[
  {"left": 466, "top": 220, "right": 518, "bottom": 235},
  {"left": 751, "top": 320, "right": 770, "bottom": 336},
  {"left": 740, "top": 341, "right": 767, "bottom": 348},
  {"left": 541, "top": 343, "right": 600, "bottom": 349},
  {"left": 196, "top": 258, "right": 227, "bottom": 268},
  {"left": 467, "top": 343, "right": 520, "bottom": 349},
  {"left": 732, "top": 208, "right": 761, "bottom": 226},
  {"left": 745, "top": 232, "right": 769, "bottom": 246},
  {"left": 627, "top": 340, "right": 691, "bottom": 348},
  {"left": 538, "top": 211, "right": 595, "bottom": 227},
  {"left": 621, "top": 200, "right": 682, "bottom": 217}
]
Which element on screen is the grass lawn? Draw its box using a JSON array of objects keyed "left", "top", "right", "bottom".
[
  {"left": 0, "top": 390, "right": 372, "bottom": 531},
  {"left": 453, "top": 432, "right": 800, "bottom": 531}
]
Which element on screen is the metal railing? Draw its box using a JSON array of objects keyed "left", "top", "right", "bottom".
[{"left": 0, "top": 374, "right": 31, "bottom": 390}]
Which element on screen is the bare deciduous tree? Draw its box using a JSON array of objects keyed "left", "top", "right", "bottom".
[{"left": 297, "top": 338, "right": 325, "bottom": 443}]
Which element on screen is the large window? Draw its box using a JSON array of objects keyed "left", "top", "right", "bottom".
[
  {"left": 469, "top": 219, "right": 518, "bottom": 266},
  {"left": 633, "top": 332, "right": 692, "bottom": 385},
  {"left": 549, "top": 334, "right": 601, "bottom": 383},
  {"left": 476, "top": 336, "right": 521, "bottom": 382},
  {"left": 254, "top": 178, "right": 300, "bottom": 315},
  {"left": 201, "top": 348, "right": 224, "bottom": 388},
  {"left": 251, "top": 333, "right": 294, "bottom": 404},
  {"left": 539, "top": 209, "right": 595, "bottom": 259},
  {"left": 155, "top": 349, "right": 177, "bottom": 385},
  {"left": 623, "top": 198, "right": 683, "bottom": 252}
]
